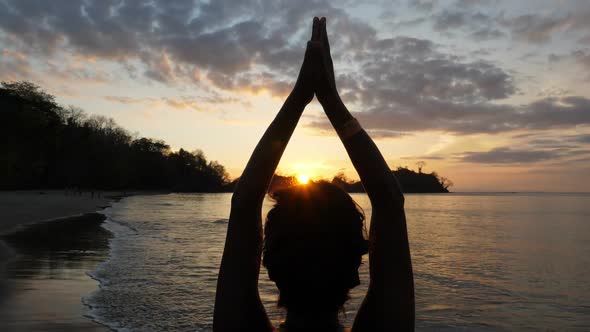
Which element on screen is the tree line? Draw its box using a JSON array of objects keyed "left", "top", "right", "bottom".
[
  {"left": 1, "top": 81, "right": 229, "bottom": 191},
  {"left": 1, "top": 81, "right": 452, "bottom": 193},
  {"left": 266, "top": 167, "right": 452, "bottom": 194}
]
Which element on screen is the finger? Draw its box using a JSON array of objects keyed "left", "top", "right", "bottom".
[
  {"left": 311, "top": 17, "right": 320, "bottom": 41},
  {"left": 318, "top": 17, "right": 325, "bottom": 44},
  {"left": 304, "top": 41, "right": 314, "bottom": 56},
  {"left": 304, "top": 41, "right": 320, "bottom": 63},
  {"left": 305, "top": 41, "right": 319, "bottom": 60},
  {"left": 321, "top": 17, "right": 331, "bottom": 52},
  {"left": 303, "top": 41, "right": 312, "bottom": 65}
]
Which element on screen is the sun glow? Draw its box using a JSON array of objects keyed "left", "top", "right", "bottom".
[{"left": 296, "top": 174, "right": 310, "bottom": 185}]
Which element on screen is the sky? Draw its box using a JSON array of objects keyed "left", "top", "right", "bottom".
[{"left": 1, "top": 0, "right": 589, "bottom": 192}]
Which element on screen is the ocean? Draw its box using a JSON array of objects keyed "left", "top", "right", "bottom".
[{"left": 86, "top": 193, "right": 590, "bottom": 331}]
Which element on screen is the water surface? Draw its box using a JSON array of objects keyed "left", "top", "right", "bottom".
[
  {"left": 88, "top": 193, "right": 590, "bottom": 331},
  {"left": 0, "top": 213, "right": 111, "bottom": 331}
]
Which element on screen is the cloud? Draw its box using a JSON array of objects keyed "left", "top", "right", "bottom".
[
  {"left": 0, "top": 48, "right": 32, "bottom": 81},
  {"left": 573, "top": 50, "right": 590, "bottom": 69},
  {"left": 0, "top": 0, "right": 340, "bottom": 93},
  {"left": 1, "top": 0, "right": 590, "bottom": 140},
  {"left": 454, "top": 0, "right": 497, "bottom": 7},
  {"left": 103, "top": 93, "right": 246, "bottom": 111},
  {"left": 0, "top": 0, "right": 426, "bottom": 100},
  {"left": 432, "top": 11, "right": 467, "bottom": 31},
  {"left": 459, "top": 146, "right": 590, "bottom": 164},
  {"left": 429, "top": 9, "right": 504, "bottom": 40},
  {"left": 302, "top": 30, "right": 590, "bottom": 136},
  {"left": 455, "top": 131, "right": 590, "bottom": 164},
  {"left": 392, "top": 16, "right": 429, "bottom": 28},
  {"left": 460, "top": 147, "right": 564, "bottom": 163},
  {"left": 398, "top": 131, "right": 590, "bottom": 165},
  {"left": 428, "top": 7, "right": 590, "bottom": 43},
  {"left": 400, "top": 155, "right": 445, "bottom": 160},
  {"left": 537, "top": 87, "right": 571, "bottom": 97},
  {"left": 364, "top": 129, "right": 409, "bottom": 139},
  {"left": 103, "top": 96, "right": 145, "bottom": 104},
  {"left": 547, "top": 49, "right": 590, "bottom": 78},
  {"left": 306, "top": 120, "right": 409, "bottom": 140},
  {"left": 506, "top": 14, "right": 571, "bottom": 43},
  {"left": 525, "top": 133, "right": 590, "bottom": 147},
  {"left": 504, "top": 9, "right": 590, "bottom": 44},
  {"left": 470, "top": 27, "right": 505, "bottom": 40},
  {"left": 409, "top": 0, "right": 439, "bottom": 12},
  {"left": 365, "top": 36, "right": 516, "bottom": 101},
  {"left": 309, "top": 87, "right": 590, "bottom": 136},
  {"left": 575, "top": 134, "right": 590, "bottom": 144},
  {"left": 526, "top": 138, "right": 578, "bottom": 150}
]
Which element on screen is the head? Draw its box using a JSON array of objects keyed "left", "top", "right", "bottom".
[{"left": 263, "top": 181, "right": 368, "bottom": 314}]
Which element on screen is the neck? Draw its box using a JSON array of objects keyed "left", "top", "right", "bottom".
[{"left": 284, "top": 310, "right": 341, "bottom": 330}]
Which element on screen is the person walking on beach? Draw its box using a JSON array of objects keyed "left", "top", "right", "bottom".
[{"left": 214, "top": 17, "right": 414, "bottom": 331}]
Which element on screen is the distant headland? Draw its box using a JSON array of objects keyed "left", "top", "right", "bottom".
[
  {"left": 1, "top": 81, "right": 452, "bottom": 194},
  {"left": 261, "top": 168, "right": 452, "bottom": 194}
]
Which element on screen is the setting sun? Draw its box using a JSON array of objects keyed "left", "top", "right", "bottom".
[{"left": 296, "top": 174, "right": 310, "bottom": 185}]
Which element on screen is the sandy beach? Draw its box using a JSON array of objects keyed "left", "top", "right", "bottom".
[
  {"left": 0, "top": 190, "right": 117, "bottom": 235},
  {"left": 0, "top": 190, "right": 120, "bottom": 332}
]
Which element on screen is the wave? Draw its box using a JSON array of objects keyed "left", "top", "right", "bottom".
[{"left": 83, "top": 207, "right": 137, "bottom": 332}]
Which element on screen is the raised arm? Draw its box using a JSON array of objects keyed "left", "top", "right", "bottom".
[
  {"left": 313, "top": 18, "right": 415, "bottom": 331},
  {"left": 213, "top": 20, "right": 319, "bottom": 331}
]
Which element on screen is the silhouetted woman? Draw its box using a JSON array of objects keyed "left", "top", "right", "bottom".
[{"left": 214, "top": 17, "right": 414, "bottom": 331}]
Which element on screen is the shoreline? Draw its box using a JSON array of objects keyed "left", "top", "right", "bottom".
[
  {"left": 0, "top": 191, "right": 131, "bottom": 332},
  {"left": 0, "top": 190, "right": 126, "bottom": 235}
]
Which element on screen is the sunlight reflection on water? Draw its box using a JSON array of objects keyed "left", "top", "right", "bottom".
[{"left": 87, "top": 193, "right": 590, "bottom": 331}]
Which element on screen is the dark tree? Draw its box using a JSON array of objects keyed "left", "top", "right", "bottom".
[
  {"left": 0, "top": 81, "right": 230, "bottom": 192},
  {"left": 416, "top": 161, "right": 426, "bottom": 173}
]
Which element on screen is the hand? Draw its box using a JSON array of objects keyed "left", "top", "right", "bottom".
[
  {"left": 292, "top": 18, "right": 321, "bottom": 105},
  {"left": 314, "top": 17, "right": 339, "bottom": 106}
]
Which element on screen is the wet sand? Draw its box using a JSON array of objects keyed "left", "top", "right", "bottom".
[
  {"left": 0, "top": 190, "right": 116, "bottom": 235},
  {"left": 0, "top": 191, "right": 118, "bottom": 332}
]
